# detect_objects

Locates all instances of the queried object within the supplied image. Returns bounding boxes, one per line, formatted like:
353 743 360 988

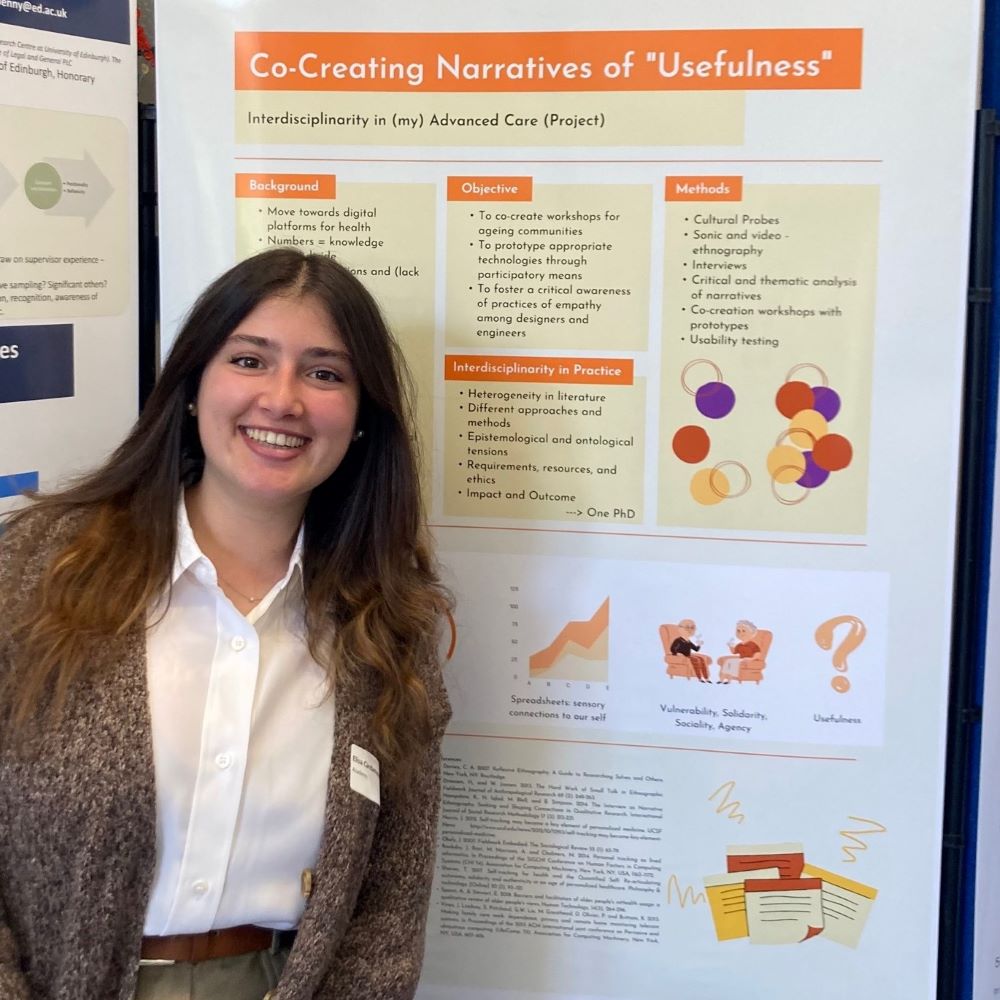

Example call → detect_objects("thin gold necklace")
217 573 263 603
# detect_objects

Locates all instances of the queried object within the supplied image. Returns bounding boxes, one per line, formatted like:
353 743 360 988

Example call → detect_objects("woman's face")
735 622 753 641
193 293 361 516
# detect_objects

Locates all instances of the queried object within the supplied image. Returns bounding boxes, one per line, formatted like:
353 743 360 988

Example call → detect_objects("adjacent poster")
0 0 136 511
156 3 980 997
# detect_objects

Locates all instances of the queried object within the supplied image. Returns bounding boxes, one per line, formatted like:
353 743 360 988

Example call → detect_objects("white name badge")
350 744 380 805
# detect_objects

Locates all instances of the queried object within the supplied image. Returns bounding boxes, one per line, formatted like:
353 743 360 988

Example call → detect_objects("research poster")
156 3 979 997
0 0 137 511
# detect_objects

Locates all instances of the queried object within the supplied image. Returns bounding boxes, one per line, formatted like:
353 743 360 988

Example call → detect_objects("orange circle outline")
768 455 807 485
785 362 828 387
770 475 810 505
681 358 724 397
787 423 820 448
774 428 806 449
710 460 751 499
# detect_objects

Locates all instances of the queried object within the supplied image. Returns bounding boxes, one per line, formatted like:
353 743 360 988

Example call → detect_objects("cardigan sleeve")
0 898 31 1000
0 518 39 1000
315 679 450 1000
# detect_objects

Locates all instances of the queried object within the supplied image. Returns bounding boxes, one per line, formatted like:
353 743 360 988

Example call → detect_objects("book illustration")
702 842 878 947
743 877 824 945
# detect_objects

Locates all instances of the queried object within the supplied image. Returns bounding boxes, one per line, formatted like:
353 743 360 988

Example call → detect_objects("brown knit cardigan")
0 510 450 1000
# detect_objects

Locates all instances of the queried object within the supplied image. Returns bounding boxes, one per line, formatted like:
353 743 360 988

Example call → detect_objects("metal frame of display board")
940 0 1000 995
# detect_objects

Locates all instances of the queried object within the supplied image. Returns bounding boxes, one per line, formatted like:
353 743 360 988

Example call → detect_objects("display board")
0 0 137 509
975 446 1000 999
156 3 980 997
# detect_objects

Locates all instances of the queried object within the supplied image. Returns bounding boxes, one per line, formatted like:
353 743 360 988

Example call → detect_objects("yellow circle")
788 408 828 449
691 468 729 506
767 445 806 484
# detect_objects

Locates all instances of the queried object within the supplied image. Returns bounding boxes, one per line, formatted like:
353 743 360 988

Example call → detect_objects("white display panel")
0 0 137 509
156 3 980 996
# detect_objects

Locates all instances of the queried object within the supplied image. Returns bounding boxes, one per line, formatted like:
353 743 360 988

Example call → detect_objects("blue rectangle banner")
0 471 39 498
0 0 129 45
0 324 74 403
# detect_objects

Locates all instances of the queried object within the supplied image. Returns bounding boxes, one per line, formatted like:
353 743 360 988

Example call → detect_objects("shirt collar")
172 498 204 585
172 498 305 589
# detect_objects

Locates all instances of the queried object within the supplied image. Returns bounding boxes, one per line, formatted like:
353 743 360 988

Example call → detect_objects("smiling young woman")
0 249 452 1000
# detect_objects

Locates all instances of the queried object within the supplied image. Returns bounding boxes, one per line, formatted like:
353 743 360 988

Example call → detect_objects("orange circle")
788 409 828 449
672 425 711 464
775 381 814 418
831 675 851 694
767 445 806 484
813 433 853 472
691 467 729 506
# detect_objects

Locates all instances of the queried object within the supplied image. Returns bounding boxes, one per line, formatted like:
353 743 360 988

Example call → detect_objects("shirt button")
192 879 209 896
231 636 247 652
215 752 233 770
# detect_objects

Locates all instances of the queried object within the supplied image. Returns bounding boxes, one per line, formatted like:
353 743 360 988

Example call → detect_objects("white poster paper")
155 3 980 996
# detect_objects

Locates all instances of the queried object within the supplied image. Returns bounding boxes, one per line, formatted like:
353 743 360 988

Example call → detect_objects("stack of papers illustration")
703 843 877 947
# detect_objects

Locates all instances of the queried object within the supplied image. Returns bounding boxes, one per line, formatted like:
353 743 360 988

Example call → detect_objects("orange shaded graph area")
529 598 610 676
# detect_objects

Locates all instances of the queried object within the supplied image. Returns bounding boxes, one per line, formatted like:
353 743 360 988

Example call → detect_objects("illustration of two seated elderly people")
660 619 771 684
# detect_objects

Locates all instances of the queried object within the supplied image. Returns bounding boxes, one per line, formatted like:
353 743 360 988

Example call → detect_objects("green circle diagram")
24 162 61 209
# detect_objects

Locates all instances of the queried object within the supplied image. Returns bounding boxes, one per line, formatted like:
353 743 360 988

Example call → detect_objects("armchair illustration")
718 628 773 684
659 623 713 680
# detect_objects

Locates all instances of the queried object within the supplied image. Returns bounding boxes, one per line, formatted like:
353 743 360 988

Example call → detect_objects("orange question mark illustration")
814 615 867 693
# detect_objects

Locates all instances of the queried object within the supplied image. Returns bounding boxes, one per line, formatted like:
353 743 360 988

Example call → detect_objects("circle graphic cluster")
673 360 748 505
768 363 853 505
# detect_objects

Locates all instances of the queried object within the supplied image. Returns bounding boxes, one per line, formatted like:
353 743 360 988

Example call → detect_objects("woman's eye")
230 355 262 369
310 368 343 383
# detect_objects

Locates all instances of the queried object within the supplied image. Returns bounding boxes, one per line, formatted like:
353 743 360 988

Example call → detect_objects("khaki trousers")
134 947 289 1000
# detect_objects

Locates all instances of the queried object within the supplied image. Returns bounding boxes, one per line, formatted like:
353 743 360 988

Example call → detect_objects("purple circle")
811 386 842 421
797 451 831 489
695 381 735 419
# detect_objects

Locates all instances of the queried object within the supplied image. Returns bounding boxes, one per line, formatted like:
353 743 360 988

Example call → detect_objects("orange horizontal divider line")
233 156 883 164
445 355 634 386
666 175 743 201
447 176 533 201
428 522 867 547
443 732 857 763
235 28 862 92
529 597 609 672
235 172 335 199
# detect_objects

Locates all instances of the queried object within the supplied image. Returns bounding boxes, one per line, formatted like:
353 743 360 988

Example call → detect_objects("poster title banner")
235 28 863 92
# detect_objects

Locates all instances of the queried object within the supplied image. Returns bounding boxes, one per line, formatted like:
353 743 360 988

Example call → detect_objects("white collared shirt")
143 502 334 934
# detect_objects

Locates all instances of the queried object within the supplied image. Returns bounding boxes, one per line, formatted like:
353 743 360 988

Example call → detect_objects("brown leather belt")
141 925 277 963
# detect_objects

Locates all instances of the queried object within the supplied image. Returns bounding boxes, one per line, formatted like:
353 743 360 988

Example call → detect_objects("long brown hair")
1 249 449 783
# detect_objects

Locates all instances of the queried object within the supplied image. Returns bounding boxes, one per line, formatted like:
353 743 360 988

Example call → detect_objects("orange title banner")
235 28 862 93
445 355 634 386
447 176 533 201
235 173 335 199
666 176 743 201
